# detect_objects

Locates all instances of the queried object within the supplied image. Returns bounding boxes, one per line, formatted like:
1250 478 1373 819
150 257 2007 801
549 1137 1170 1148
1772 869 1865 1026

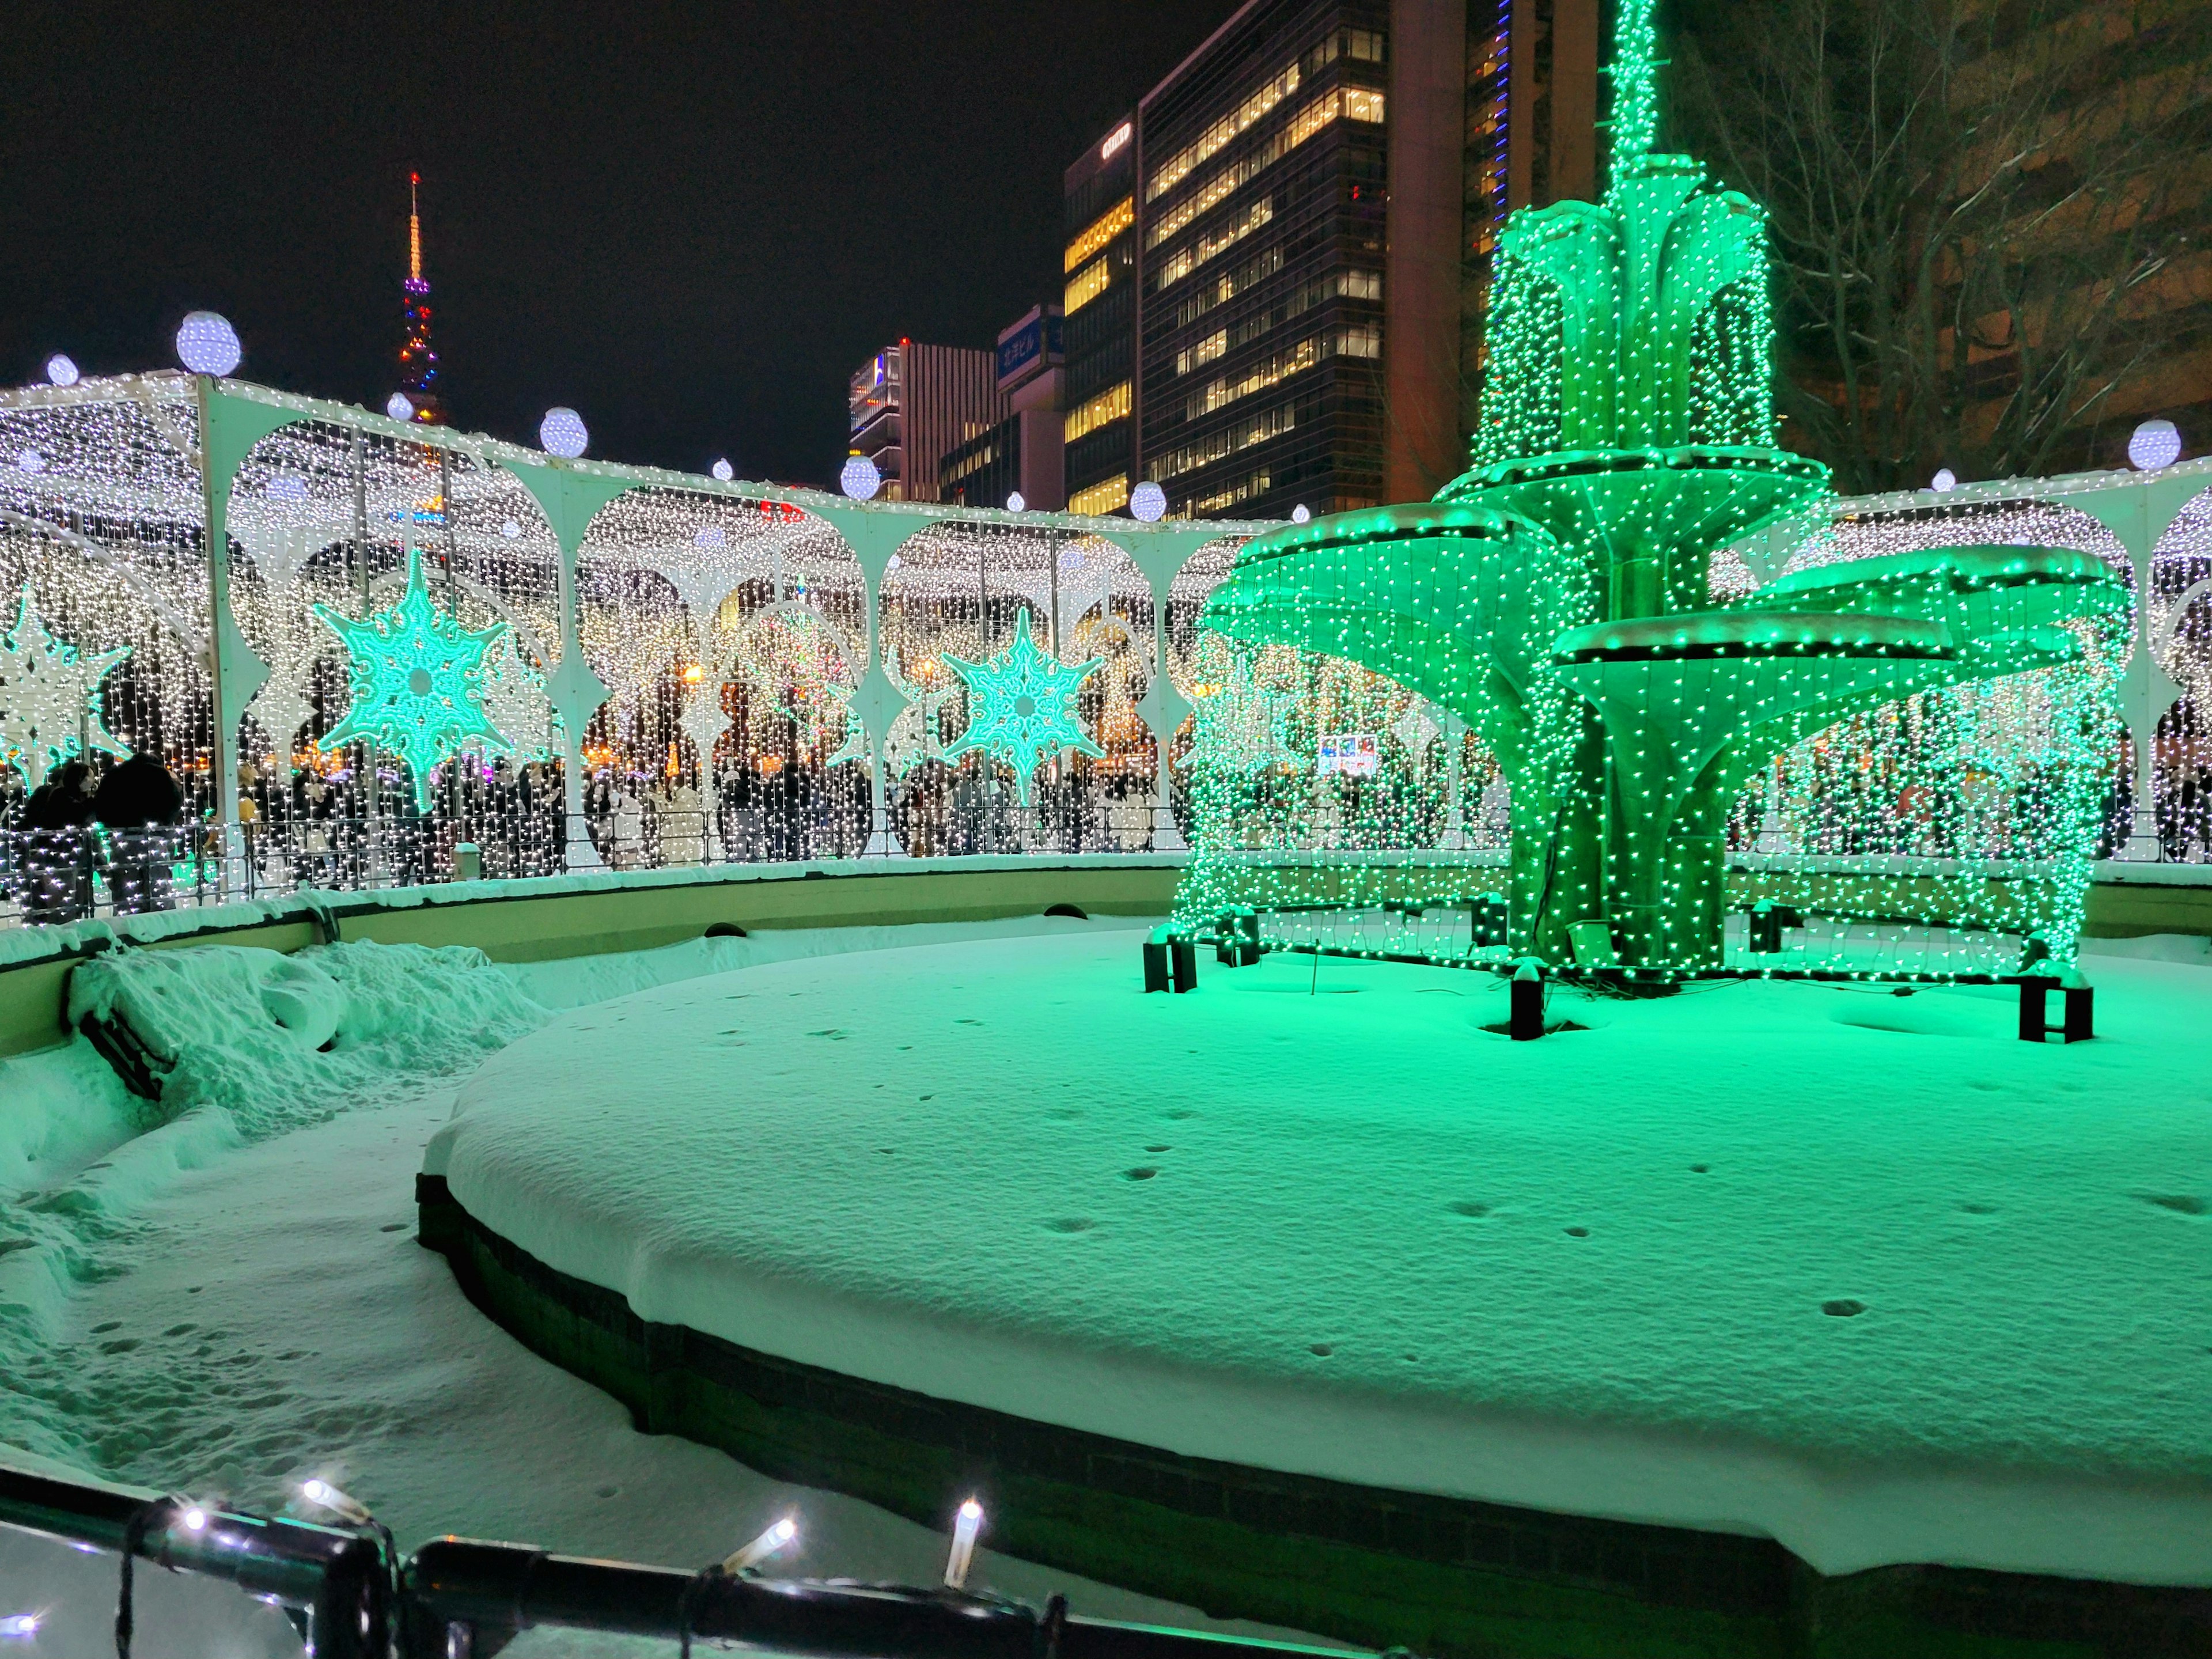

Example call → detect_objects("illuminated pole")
351 426 381 876
193 374 239 895
442 448 460 832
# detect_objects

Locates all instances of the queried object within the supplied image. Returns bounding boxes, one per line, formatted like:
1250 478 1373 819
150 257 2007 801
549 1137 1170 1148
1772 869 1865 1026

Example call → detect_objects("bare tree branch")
1673 0 2212 493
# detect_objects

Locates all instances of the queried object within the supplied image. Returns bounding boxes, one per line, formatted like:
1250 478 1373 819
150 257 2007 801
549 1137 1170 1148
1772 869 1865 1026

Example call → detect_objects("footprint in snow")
2137 1193 2206 1217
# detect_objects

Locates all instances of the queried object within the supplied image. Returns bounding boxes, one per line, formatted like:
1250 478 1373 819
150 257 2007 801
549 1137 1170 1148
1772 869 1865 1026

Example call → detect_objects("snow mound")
431 931 2212 1588
68 941 549 1137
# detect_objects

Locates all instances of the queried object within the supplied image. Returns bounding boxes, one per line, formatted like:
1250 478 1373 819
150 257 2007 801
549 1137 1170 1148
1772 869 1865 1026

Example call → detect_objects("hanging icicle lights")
0 346 2191 932
0 370 1281 906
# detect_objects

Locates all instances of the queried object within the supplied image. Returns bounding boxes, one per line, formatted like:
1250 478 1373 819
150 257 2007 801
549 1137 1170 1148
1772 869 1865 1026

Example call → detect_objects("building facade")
847 342 1006 503
1059 0 1599 520
943 305 1070 511
1062 120 1142 516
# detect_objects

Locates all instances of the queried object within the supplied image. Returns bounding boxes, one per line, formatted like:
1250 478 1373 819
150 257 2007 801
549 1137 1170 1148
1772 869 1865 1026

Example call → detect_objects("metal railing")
0 1461 1368 1659
0 793 1185 930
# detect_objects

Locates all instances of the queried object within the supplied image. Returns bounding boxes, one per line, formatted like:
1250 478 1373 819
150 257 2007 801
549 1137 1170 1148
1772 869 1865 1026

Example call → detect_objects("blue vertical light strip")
1487 0 1513 227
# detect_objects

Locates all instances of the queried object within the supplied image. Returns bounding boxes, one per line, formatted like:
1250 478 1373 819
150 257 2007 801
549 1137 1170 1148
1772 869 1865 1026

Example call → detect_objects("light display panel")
0 371 1275 912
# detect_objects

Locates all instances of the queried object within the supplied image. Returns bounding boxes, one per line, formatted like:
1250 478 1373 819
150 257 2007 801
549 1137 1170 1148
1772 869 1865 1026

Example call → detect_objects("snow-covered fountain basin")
421 924 2212 1658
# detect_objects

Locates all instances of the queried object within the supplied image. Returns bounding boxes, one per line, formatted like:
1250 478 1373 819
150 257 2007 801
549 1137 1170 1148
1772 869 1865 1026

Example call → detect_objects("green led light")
940 607 1104 806
314 548 512 810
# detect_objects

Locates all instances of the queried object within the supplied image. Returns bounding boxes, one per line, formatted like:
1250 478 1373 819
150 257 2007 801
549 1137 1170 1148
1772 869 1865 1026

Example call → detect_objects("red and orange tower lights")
394 172 446 425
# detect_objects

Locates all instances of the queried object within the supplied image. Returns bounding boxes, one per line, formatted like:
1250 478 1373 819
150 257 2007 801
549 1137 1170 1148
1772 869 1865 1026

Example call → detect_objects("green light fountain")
1191 0 2126 971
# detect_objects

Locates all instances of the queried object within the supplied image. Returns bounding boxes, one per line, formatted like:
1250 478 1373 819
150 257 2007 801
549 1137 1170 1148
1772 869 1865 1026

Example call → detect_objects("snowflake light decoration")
314 550 510 809
471 630 560 763
0 582 132 787
940 607 1103 804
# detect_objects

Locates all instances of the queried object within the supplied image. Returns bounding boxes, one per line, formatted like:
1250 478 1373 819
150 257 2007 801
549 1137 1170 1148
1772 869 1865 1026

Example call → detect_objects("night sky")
5 2 1238 487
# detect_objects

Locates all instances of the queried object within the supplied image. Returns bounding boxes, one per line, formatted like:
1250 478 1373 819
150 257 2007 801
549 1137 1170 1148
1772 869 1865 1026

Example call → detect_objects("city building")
1059 0 1599 520
941 305 1069 510
397 172 445 425
846 342 1005 502
1062 119 1141 516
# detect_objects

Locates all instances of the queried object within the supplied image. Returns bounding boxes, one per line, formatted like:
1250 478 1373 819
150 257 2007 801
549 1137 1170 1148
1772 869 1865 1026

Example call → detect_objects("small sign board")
1317 733 1380 777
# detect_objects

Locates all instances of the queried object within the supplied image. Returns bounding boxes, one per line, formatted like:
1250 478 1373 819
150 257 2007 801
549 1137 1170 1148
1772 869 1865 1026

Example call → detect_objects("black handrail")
2 1460 1377 1659
0 1464 388 1657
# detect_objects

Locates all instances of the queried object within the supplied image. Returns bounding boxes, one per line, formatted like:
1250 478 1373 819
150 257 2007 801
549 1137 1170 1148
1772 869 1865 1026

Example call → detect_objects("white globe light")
539 407 589 458
44 354 79 388
1291 503 1312 524
386 392 414 421
501 519 523 539
1130 480 1168 522
2129 418 2182 471
1930 468 1957 493
176 311 241 376
711 457 734 482
1006 491 1026 513
840 454 881 501
16 449 46 474
694 526 726 548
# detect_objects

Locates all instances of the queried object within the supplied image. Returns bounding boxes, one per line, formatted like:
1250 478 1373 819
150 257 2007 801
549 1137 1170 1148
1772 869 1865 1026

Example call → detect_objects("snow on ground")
2 916 1319 1657
431 929 2212 1589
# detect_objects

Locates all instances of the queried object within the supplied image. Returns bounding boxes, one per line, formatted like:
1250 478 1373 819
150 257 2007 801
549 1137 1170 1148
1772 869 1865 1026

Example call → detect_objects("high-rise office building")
1060 0 1598 520
942 305 1069 510
847 342 1006 502
1062 119 1141 516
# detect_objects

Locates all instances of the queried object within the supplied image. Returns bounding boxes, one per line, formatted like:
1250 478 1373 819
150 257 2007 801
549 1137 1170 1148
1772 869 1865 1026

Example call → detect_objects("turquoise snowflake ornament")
0 582 132 787
314 550 510 809
941 608 1104 804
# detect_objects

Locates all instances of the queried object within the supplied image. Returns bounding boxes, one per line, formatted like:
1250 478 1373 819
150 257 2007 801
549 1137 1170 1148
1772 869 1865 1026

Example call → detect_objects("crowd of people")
1 754 187 923
0 747 1179 926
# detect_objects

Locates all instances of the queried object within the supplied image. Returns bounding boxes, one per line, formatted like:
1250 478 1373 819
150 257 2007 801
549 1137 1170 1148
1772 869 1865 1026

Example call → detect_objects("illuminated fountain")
1185 0 2126 972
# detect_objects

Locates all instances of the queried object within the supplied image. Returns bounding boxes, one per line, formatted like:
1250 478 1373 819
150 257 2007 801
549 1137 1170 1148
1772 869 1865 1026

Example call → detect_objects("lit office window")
1065 381 1132 442
1337 324 1382 358
1187 337 1325 421
1148 89 1349 252
1176 247 1286 329
1146 63 1301 201
1343 88 1386 124
1188 469 1272 516
1069 474 1131 516
1152 403 1297 482
1153 199 1274 292
1065 256 1111 315
1176 332 1228 377
1065 198 1135 272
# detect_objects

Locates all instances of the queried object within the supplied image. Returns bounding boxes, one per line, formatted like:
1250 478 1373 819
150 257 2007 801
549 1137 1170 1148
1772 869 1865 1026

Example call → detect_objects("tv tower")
395 172 446 425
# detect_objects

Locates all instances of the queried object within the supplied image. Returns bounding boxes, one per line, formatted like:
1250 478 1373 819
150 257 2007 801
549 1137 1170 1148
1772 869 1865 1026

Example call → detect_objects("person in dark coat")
93 753 185 914
21 760 94 924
